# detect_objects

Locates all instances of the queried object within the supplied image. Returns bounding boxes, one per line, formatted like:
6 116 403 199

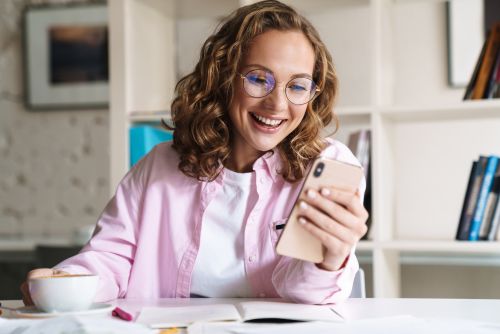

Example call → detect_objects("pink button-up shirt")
56 138 365 305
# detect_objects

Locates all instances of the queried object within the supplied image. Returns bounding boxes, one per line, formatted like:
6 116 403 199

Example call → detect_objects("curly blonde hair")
168 0 338 182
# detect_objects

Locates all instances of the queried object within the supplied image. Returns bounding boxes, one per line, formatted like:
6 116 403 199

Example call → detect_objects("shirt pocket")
268 218 287 245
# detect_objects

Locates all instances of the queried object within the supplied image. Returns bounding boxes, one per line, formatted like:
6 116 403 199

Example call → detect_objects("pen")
159 329 179 334
112 306 133 321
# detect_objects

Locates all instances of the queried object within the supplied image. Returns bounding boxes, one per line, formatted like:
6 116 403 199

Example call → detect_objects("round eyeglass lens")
243 70 275 98
286 77 316 105
242 69 317 104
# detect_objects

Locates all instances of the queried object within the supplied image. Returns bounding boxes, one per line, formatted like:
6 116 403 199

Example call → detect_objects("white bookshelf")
109 0 500 298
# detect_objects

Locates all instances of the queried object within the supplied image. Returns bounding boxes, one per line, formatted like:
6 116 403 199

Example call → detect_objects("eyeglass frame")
237 69 321 105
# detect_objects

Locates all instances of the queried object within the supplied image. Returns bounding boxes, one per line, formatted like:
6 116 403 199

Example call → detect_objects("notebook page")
136 304 241 328
237 301 344 322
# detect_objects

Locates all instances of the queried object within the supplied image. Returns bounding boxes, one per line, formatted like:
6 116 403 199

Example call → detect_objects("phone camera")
313 162 324 177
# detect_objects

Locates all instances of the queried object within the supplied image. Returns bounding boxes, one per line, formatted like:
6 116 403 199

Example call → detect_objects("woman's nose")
263 83 288 111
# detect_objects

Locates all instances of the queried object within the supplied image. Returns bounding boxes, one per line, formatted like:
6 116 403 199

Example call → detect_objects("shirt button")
259 176 265 184
249 255 256 262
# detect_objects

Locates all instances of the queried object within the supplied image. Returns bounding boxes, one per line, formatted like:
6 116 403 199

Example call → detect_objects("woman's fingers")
296 186 369 271
298 187 368 245
320 188 369 221
20 268 69 306
303 189 358 228
20 281 32 306
297 200 355 244
27 268 59 279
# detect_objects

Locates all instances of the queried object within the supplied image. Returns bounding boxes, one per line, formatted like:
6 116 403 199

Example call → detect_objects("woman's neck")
224 155 256 173
225 145 263 173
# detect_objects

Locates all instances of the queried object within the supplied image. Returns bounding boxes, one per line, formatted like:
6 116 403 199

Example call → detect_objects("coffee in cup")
28 274 99 313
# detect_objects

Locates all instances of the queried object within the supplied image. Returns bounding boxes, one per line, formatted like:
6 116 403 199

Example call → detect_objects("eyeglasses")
238 69 320 105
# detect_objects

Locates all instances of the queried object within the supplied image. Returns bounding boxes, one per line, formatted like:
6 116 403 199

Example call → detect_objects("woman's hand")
298 187 369 271
20 268 70 305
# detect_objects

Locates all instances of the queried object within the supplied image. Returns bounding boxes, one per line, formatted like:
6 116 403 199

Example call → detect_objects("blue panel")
129 125 173 167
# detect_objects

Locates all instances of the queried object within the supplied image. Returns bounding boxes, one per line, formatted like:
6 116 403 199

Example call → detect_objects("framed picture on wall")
23 3 108 110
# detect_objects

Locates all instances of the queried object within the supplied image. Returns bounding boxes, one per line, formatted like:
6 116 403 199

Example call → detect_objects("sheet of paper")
0 315 153 334
136 304 241 328
237 301 344 322
187 316 500 334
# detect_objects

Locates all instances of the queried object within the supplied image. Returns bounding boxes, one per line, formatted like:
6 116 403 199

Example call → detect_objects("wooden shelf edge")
357 240 500 253
378 100 500 121
129 112 172 123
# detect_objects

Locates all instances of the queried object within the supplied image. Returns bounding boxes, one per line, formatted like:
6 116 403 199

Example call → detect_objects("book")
464 31 490 100
347 129 372 240
456 160 481 240
479 172 500 239
485 44 500 98
469 156 500 240
494 61 500 98
471 23 500 99
456 157 487 240
486 175 500 240
135 301 344 328
491 194 500 241
347 129 371 179
362 164 372 241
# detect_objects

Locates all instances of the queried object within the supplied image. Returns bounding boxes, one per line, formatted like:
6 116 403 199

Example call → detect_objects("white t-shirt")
190 168 255 297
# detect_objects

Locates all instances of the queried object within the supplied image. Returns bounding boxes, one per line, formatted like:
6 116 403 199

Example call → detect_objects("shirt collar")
215 149 284 183
253 149 283 183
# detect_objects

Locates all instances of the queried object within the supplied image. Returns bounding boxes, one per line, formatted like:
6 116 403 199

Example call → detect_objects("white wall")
0 0 109 239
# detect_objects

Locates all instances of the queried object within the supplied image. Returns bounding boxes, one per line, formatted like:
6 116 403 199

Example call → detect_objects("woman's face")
228 29 316 171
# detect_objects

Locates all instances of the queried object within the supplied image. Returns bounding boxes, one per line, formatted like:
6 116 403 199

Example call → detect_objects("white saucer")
12 303 114 318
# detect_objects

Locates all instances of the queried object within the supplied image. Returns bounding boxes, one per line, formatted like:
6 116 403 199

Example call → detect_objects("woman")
21 0 368 305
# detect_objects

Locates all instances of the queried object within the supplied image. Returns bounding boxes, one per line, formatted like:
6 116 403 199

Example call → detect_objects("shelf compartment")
376 105 500 241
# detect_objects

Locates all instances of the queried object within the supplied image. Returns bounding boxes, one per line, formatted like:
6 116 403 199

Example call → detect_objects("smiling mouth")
250 112 286 128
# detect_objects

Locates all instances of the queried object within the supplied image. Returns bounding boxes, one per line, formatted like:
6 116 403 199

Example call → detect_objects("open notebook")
135 301 344 328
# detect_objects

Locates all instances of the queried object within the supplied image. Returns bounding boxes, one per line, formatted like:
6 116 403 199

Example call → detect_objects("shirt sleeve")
53 149 150 302
271 249 359 304
271 139 365 304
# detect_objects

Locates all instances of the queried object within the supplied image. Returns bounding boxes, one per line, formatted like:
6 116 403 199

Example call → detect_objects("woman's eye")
248 76 268 85
289 84 307 91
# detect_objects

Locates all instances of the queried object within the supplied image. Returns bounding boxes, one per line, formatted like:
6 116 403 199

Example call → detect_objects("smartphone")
276 157 364 263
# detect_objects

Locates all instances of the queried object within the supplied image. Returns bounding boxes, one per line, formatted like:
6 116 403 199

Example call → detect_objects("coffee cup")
28 274 99 313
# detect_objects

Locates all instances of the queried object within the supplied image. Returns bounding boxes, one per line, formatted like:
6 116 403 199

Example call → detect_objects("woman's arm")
272 246 359 304
272 141 368 304
43 150 150 302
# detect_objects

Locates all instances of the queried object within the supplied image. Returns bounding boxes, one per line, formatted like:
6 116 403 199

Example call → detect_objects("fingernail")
299 201 308 210
321 188 330 196
307 189 317 199
299 217 307 225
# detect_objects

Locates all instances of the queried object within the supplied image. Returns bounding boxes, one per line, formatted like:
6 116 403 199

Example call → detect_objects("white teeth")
253 113 283 127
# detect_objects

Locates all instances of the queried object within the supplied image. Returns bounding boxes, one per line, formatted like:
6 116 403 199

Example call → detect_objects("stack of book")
347 129 371 240
456 155 500 241
463 22 500 100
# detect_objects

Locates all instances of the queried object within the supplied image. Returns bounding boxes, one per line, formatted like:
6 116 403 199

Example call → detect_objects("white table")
5 297 500 321
115 298 500 323
2 298 500 332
